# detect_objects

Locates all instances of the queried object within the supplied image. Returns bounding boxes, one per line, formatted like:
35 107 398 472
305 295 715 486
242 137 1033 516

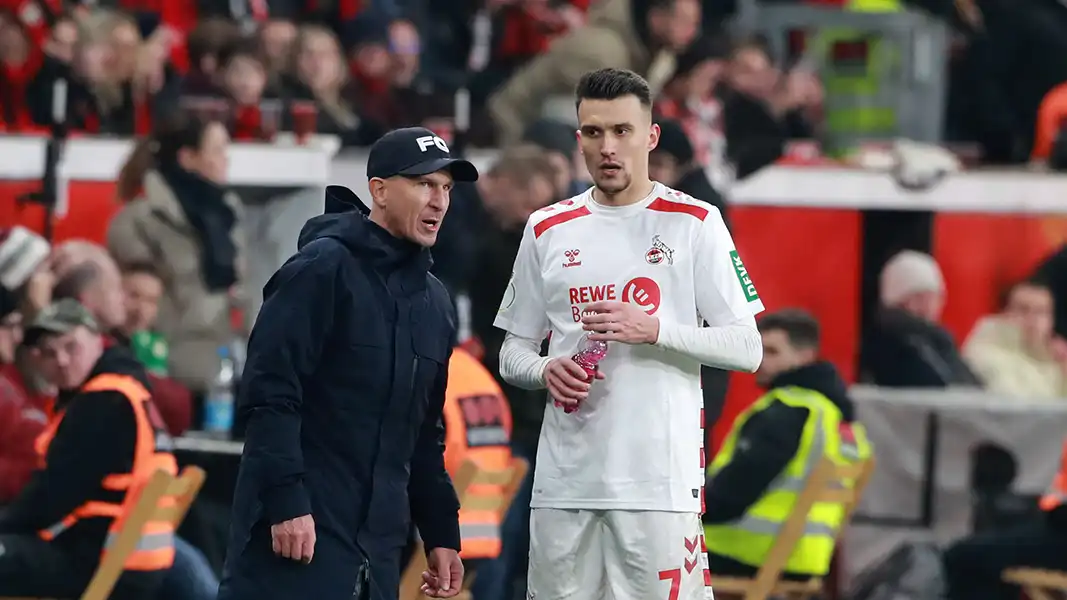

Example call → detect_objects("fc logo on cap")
416 135 450 153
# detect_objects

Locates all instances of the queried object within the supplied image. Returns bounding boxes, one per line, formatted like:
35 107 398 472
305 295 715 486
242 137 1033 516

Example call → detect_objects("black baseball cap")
366 127 479 182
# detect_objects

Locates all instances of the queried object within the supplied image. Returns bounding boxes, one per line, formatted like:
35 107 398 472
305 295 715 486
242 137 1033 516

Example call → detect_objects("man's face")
179 121 230 185
489 173 556 228
649 152 680 186
0 311 22 364
728 47 776 98
224 55 267 106
31 326 103 390
47 20 78 63
260 20 297 69
545 151 574 197
648 0 701 52
578 96 659 196
755 329 815 388
374 170 453 247
899 290 944 324
81 262 127 330
123 272 163 333
1006 284 1054 349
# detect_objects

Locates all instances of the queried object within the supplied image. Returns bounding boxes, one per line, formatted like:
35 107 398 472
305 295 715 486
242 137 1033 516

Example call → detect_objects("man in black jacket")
0 298 173 599
217 127 479 600
704 309 859 578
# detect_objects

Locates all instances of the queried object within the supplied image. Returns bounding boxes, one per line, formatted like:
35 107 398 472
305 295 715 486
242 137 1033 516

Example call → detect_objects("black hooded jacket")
704 361 855 524
218 187 460 600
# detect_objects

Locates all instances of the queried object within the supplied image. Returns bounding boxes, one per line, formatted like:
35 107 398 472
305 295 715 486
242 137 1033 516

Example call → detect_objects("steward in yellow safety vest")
704 310 872 579
0 299 177 600
441 347 513 560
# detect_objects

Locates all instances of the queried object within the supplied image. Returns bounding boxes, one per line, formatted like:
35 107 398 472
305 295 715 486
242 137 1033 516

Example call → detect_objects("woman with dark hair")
108 114 247 410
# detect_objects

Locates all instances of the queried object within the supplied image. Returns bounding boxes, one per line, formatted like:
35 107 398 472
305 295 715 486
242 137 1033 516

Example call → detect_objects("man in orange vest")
0 299 178 600
942 438 1067 600
441 347 514 559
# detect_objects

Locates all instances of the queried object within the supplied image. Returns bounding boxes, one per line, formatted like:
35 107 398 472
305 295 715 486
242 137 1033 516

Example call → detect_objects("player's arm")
653 207 764 372
495 222 551 389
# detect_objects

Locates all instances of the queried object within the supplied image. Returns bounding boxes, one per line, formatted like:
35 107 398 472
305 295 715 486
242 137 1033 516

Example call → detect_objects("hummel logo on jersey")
563 249 582 268
645 235 674 265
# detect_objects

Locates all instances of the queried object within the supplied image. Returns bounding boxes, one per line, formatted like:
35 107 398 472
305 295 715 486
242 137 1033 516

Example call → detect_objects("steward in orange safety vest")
442 347 513 560
0 299 177 600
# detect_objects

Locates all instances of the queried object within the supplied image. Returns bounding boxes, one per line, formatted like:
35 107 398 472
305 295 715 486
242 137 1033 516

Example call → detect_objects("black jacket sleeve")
703 401 809 524
0 391 136 533
238 241 341 525
408 346 462 552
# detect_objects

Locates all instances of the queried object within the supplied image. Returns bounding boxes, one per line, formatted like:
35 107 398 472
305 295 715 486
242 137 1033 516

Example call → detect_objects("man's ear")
368 179 389 209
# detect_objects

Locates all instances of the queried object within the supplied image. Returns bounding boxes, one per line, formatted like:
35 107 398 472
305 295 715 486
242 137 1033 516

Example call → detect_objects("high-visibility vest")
1039 439 1067 512
34 374 179 571
442 348 513 559
704 386 873 576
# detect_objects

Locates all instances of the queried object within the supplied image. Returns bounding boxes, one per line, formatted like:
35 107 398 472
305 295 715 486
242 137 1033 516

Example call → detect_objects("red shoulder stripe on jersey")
533 206 592 238
647 197 709 221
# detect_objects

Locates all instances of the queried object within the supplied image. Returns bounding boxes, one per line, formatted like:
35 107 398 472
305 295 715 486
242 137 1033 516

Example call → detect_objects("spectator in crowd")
522 117 585 197
488 0 701 145
0 308 46 506
963 279 1067 398
655 34 730 179
704 309 872 580
108 115 248 413
0 8 35 130
860 250 981 387
721 35 822 179
1030 80 1067 168
119 261 168 376
942 436 1067 600
650 117 727 217
285 23 384 145
0 299 176 599
218 39 273 140
258 18 297 88
181 17 241 96
1031 243 1067 339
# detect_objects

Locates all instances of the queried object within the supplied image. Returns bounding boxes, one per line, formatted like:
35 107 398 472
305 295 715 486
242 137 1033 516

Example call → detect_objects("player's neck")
592 178 656 207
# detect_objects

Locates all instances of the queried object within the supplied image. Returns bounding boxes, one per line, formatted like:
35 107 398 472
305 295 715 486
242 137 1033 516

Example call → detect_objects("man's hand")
421 547 463 598
581 301 660 344
270 514 315 563
544 356 605 410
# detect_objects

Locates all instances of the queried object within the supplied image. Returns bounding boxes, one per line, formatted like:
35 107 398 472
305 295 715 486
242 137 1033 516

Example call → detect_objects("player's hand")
581 301 660 344
270 514 316 564
544 356 604 409
421 547 463 597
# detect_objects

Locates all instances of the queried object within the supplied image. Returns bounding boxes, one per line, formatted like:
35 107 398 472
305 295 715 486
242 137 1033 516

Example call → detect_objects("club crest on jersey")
645 235 674 265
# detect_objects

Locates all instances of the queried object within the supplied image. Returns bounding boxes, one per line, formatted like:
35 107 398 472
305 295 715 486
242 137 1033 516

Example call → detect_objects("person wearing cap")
218 127 478 600
860 250 981 387
0 299 178 599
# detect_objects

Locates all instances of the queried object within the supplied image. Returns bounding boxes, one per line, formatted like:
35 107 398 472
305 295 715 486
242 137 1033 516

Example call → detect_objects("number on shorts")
659 568 681 600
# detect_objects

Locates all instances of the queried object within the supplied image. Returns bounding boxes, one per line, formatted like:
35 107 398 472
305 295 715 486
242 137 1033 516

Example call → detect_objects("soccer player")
494 68 765 600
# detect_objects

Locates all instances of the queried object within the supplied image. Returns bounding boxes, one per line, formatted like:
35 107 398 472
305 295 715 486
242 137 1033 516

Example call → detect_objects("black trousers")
0 533 164 599
943 521 1067 600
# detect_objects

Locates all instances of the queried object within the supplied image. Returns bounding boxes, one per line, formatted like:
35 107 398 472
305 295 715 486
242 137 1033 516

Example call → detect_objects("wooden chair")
400 456 530 600
1002 568 1067 600
712 455 876 600
3 465 207 600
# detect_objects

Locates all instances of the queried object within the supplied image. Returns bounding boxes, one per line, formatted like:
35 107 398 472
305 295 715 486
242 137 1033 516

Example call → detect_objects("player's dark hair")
574 68 653 110
759 308 820 350
120 261 161 280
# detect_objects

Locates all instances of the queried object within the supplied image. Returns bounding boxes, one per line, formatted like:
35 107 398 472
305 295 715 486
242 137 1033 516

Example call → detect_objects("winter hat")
880 250 945 307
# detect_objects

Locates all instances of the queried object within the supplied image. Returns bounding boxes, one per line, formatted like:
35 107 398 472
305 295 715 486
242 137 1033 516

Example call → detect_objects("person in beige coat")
487 0 700 145
108 115 247 397
963 279 1067 399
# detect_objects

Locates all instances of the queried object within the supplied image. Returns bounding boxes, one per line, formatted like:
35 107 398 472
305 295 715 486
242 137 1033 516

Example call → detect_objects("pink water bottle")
555 334 609 413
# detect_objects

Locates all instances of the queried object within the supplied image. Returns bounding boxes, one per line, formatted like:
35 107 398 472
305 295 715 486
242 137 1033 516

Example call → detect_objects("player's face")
376 170 453 247
755 329 815 388
577 96 660 196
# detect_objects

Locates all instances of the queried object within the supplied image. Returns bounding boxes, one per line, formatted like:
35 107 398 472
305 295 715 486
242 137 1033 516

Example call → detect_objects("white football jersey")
494 182 764 512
